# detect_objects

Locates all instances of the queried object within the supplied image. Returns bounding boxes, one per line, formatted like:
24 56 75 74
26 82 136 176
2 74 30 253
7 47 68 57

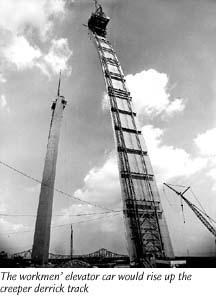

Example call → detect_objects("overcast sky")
1 0 216 257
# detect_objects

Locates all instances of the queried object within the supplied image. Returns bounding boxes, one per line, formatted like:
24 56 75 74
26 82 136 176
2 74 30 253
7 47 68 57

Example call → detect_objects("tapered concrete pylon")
32 78 66 265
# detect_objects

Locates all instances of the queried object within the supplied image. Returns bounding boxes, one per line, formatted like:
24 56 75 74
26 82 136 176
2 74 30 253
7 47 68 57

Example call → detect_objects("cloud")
194 127 216 190
0 0 72 77
126 69 185 117
56 204 96 225
3 36 42 70
166 98 185 115
1 95 7 108
2 36 72 77
38 38 72 76
53 202 123 235
0 94 10 113
0 0 66 39
207 168 216 191
142 125 207 182
0 218 24 233
74 154 121 208
0 217 26 253
194 127 216 157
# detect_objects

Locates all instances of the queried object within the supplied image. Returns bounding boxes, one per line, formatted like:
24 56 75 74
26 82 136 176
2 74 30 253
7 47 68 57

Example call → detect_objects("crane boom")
164 183 216 238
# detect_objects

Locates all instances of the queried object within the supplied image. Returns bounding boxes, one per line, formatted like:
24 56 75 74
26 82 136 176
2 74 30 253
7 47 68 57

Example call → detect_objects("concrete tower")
32 75 67 265
88 2 173 267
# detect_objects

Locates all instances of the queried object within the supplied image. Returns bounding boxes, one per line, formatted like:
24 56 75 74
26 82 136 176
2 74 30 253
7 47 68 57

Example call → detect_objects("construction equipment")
87 1 173 267
164 183 216 238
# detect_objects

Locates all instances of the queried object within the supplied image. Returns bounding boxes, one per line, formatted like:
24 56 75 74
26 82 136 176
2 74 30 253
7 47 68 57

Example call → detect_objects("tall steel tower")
88 2 173 267
32 75 67 265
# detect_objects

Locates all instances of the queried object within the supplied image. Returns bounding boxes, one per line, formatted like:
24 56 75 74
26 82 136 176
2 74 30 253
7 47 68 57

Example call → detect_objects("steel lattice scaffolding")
88 3 173 267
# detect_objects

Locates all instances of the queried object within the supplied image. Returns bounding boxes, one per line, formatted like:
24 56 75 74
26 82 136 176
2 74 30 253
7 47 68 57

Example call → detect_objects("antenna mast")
57 71 62 97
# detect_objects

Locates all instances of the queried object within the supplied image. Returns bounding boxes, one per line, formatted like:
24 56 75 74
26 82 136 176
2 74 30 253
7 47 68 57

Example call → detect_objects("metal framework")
12 248 127 260
87 4 173 267
164 183 216 238
80 248 127 258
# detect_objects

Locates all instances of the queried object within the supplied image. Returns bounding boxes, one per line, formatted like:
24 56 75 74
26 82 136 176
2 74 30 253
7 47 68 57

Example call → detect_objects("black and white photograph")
0 0 216 270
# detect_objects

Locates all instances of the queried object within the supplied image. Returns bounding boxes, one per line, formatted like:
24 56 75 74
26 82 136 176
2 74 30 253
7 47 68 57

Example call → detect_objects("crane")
163 183 216 238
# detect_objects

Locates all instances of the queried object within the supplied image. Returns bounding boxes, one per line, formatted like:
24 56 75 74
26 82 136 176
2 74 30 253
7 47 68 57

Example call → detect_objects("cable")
52 212 121 228
166 183 186 188
190 188 205 213
0 160 115 212
0 212 121 236
189 188 216 225
0 210 121 218
0 160 41 184
193 204 216 225
162 186 174 209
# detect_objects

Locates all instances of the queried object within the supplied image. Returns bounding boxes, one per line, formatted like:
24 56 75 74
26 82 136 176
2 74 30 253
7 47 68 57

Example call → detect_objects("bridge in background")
10 248 129 267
